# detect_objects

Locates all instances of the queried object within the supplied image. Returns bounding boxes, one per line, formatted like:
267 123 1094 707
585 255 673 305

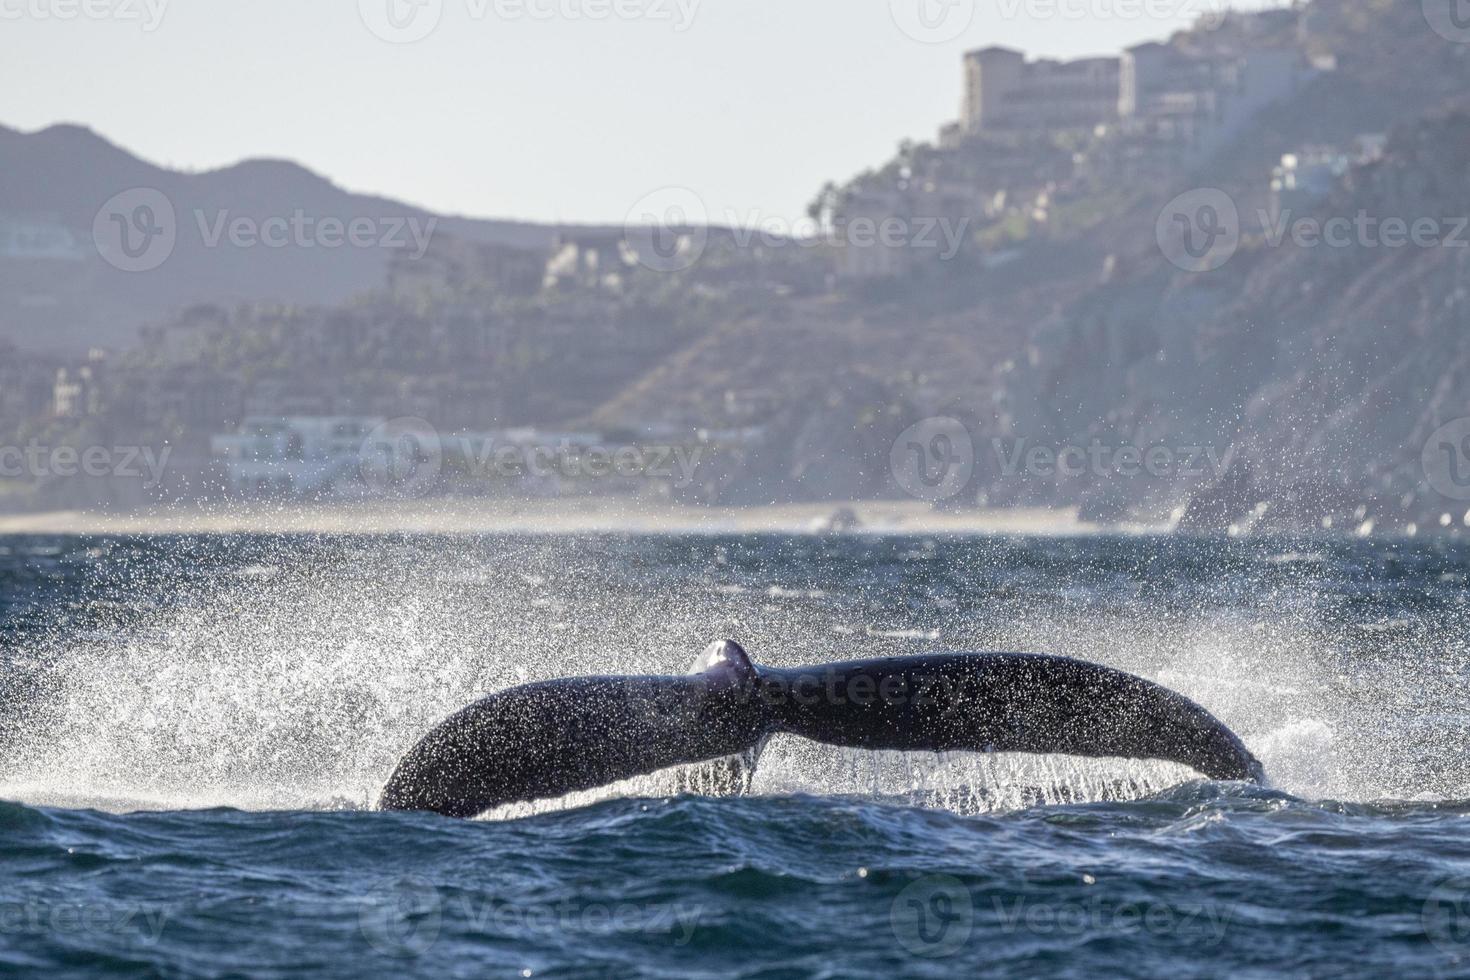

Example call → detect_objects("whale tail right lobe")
761 653 1263 783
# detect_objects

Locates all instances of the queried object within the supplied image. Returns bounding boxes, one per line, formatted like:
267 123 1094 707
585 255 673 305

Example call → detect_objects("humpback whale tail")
378 641 1262 818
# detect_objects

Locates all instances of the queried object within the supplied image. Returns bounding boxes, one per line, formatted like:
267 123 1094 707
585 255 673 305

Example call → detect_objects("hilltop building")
950 7 1313 166
961 47 1121 136
835 8 1317 282
1103 39 1311 174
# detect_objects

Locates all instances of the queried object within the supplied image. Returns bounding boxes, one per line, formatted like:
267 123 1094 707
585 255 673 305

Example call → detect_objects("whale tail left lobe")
377 665 766 817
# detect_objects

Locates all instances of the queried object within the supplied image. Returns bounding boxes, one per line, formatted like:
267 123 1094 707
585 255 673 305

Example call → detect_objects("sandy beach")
0 498 1156 536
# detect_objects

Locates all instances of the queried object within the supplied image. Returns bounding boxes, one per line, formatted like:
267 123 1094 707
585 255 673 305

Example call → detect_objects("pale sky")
4 0 1278 225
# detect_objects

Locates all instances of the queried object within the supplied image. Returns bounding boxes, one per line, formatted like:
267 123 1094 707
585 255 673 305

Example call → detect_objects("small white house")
211 416 382 496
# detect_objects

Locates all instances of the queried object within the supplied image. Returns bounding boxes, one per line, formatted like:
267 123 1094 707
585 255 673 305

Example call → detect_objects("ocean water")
1 531 1469 977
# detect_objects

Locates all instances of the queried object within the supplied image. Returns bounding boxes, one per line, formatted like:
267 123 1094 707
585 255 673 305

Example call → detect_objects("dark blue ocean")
2 531 1470 977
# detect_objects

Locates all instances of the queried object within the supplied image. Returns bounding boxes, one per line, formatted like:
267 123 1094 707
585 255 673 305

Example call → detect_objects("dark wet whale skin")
378 641 1263 818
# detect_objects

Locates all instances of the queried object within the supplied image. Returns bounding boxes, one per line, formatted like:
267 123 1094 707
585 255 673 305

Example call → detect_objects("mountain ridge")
0 122 593 353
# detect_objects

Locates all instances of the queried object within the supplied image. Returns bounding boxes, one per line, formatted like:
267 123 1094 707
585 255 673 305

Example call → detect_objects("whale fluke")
379 642 1262 818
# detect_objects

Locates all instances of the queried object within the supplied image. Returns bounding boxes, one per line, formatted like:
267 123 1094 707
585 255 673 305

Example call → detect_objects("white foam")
0 537 1448 813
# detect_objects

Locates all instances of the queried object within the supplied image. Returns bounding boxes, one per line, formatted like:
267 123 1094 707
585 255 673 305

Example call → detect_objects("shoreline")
0 499 1153 536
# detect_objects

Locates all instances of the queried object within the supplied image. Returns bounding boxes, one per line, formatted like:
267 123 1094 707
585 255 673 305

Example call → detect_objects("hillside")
7 0 1470 525
0 124 584 353
577 0 1470 524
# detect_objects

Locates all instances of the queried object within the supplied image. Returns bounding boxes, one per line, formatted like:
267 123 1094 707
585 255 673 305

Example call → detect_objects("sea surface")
2 531 1470 977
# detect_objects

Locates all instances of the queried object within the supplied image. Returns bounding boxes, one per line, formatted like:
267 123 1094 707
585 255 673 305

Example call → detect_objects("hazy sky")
4 0 1278 225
